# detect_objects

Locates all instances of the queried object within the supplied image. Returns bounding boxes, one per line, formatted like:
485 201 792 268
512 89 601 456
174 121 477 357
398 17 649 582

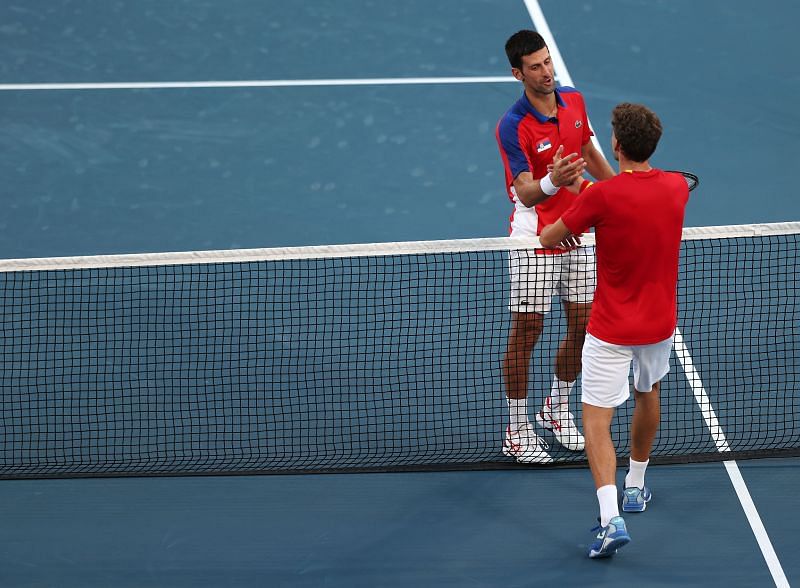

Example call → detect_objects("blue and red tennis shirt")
496 87 594 239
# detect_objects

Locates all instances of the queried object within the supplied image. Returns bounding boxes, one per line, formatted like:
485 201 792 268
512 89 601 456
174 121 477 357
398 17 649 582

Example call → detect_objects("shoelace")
590 517 603 534
513 426 551 452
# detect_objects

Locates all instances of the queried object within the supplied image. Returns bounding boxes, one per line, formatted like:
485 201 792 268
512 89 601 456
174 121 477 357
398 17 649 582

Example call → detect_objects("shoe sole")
588 535 631 559
622 501 647 513
535 413 585 452
501 442 553 464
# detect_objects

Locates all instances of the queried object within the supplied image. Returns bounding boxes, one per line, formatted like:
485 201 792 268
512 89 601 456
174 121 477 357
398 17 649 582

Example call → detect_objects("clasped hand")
550 145 586 189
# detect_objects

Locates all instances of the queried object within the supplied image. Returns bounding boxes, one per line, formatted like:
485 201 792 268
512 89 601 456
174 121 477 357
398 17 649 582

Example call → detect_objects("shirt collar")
517 89 565 123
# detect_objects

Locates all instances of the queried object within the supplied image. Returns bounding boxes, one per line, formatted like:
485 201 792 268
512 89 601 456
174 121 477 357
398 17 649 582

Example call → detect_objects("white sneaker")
502 423 553 464
536 398 585 451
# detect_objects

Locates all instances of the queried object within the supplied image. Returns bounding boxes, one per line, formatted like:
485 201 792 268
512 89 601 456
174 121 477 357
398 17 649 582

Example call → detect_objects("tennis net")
0 222 798 478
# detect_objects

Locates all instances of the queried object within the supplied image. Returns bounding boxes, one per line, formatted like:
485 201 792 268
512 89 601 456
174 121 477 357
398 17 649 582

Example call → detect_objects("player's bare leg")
583 403 622 524
555 300 591 383
622 383 660 512
584 402 630 557
501 312 552 463
583 403 617 489
537 301 590 450
630 383 660 462
503 311 544 401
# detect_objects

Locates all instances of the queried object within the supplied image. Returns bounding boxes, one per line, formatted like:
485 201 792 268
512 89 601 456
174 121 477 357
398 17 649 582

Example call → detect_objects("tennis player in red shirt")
540 103 689 558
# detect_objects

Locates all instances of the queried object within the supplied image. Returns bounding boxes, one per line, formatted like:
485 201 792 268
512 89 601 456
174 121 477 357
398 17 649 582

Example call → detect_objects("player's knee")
634 383 660 398
507 329 538 352
512 313 543 335
566 328 587 346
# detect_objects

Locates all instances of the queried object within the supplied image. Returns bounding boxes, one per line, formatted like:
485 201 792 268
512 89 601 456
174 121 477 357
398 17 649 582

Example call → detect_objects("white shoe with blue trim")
622 486 653 512
588 516 631 559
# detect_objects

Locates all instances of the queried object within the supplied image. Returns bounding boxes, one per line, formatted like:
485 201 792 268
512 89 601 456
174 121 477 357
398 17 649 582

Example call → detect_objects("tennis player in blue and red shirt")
496 30 614 464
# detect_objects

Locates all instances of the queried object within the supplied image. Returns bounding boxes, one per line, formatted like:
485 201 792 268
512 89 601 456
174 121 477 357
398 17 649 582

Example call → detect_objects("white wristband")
540 173 558 196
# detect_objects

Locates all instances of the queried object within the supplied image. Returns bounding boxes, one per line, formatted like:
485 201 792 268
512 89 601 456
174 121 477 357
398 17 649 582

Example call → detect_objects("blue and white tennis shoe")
622 486 652 513
588 516 631 559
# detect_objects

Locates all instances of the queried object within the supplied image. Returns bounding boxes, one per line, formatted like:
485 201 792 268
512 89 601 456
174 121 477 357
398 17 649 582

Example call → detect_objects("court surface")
0 1 797 586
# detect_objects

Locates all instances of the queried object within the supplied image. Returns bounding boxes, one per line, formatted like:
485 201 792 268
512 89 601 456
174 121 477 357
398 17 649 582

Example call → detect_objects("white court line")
675 331 789 588
675 331 788 587
0 76 516 92
672 330 730 452
725 462 791 587
524 1 788 585
523 0 603 153
522 0 574 86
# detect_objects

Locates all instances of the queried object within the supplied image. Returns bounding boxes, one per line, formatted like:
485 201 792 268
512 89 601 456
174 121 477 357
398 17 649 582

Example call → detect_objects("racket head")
666 170 699 192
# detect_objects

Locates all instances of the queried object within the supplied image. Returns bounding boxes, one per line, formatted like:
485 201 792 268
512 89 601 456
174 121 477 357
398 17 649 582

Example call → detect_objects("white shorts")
581 332 674 408
508 247 596 314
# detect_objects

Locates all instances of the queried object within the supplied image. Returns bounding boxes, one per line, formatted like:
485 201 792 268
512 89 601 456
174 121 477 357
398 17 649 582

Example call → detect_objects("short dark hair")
611 103 663 162
505 30 547 69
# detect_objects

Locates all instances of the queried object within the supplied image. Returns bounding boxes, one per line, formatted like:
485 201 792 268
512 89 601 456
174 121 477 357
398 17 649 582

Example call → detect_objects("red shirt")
496 88 594 239
561 170 689 345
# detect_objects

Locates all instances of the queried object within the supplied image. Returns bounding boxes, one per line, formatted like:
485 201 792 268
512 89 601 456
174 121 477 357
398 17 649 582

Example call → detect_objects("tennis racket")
666 170 699 192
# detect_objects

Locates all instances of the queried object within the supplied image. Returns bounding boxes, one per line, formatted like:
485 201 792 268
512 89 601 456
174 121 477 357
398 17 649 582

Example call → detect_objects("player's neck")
525 90 557 118
618 157 652 173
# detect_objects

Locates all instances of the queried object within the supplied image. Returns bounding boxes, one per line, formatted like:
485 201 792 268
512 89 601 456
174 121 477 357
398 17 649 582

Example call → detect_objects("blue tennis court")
0 1 797 586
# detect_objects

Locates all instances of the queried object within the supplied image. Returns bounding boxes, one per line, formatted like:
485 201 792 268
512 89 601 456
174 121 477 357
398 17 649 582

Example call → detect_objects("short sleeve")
578 96 594 145
562 184 604 235
496 115 531 179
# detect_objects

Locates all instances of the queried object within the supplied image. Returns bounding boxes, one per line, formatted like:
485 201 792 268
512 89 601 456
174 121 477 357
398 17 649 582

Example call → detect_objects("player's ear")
511 68 524 82
611 134 620 158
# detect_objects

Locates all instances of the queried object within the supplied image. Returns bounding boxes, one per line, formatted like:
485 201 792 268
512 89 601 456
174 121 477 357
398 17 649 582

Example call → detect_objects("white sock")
625 458 649 490
548 377 574 411
507 398 529 432
597 485 619 527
